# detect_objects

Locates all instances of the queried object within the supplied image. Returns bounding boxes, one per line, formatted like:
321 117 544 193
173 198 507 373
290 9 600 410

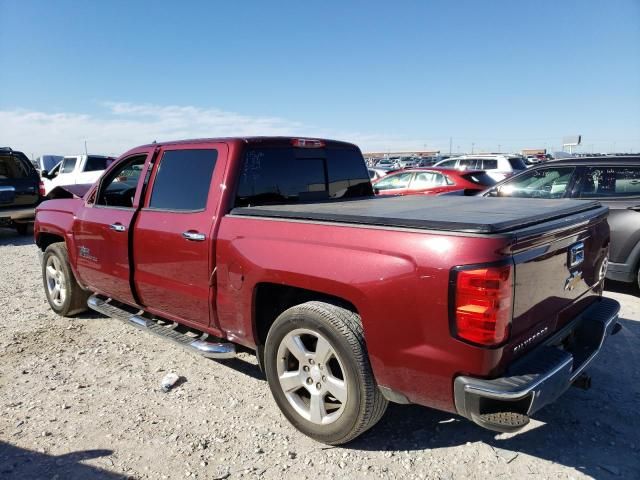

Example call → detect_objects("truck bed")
231 196 602 234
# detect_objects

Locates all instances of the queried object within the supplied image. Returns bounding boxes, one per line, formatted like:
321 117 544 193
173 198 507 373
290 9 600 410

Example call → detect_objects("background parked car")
372 167 496 196
42 154 114 195
374 158 401 171
368 168 387 181
0 147 42 234
434 154 528 181
483 156 640 288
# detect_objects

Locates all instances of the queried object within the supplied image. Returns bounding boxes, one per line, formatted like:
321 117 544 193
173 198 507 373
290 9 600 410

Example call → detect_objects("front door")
73 152 151 305
132 143 227 328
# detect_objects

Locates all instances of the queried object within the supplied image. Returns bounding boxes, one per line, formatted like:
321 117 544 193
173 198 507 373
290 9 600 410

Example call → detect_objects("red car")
34 137 618 444
373 167 496 195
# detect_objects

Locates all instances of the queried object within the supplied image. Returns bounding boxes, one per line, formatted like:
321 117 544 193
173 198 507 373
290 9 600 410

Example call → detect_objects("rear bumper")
0 206 36 222
454 297 620 432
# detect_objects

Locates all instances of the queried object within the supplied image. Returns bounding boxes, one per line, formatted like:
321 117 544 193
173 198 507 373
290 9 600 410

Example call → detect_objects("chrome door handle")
110 223 126 232
182 231 206 241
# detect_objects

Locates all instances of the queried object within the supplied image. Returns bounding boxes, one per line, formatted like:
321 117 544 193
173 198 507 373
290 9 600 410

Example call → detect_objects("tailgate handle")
109 223 126 232
182 231 206 241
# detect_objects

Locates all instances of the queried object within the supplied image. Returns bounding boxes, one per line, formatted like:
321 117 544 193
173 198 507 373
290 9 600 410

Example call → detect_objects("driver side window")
95 155 146 208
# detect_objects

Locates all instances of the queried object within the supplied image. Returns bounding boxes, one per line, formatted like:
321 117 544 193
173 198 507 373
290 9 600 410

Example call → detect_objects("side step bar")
88 295 236 359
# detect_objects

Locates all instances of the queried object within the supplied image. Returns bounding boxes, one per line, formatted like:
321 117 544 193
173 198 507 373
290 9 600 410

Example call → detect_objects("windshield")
235 146 372 207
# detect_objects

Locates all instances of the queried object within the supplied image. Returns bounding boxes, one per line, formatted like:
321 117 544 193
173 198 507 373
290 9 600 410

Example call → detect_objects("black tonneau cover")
231 196 603 234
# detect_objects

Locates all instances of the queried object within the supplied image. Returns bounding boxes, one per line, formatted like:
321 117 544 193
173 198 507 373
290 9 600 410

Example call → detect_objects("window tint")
438 159 457 168
481 159 498 169
374 172 413 190
97 155 146 208
235 147 372 206
411 171 446 188
85 156 109 172
0 154 30 179
458 159 480 169
508 157 528 170
496 167 575 199
61 157 77 174
578 166 640 198
149 149 217 211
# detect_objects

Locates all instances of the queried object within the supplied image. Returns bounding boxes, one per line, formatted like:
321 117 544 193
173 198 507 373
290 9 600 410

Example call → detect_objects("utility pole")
84 140 88 155
471 142 475 154
498 144 501 153
449 137 452 155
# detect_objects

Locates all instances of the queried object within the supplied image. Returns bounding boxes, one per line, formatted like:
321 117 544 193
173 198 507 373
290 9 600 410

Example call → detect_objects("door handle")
110 223 126 232
182 231 206 241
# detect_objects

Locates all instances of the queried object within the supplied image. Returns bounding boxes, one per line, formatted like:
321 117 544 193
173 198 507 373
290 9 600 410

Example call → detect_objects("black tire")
15 223 29 235
42 242 89 316
264 301 387 444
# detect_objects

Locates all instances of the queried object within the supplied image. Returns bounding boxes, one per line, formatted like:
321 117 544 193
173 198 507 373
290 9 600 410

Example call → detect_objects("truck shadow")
0 227 34 247
0 442 125 479
348 316 640 478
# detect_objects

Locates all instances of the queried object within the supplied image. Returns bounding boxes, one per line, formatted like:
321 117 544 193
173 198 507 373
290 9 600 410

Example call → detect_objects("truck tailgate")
506 204 610 359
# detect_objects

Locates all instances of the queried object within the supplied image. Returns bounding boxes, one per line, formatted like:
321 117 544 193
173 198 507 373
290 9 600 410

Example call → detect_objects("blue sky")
1 0 639 156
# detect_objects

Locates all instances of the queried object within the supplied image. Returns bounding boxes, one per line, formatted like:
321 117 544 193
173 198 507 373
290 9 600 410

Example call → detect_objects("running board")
87 295 236 359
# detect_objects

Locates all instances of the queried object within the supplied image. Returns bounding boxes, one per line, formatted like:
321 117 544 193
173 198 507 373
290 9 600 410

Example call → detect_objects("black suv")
483 156 640 288
0 147 41 235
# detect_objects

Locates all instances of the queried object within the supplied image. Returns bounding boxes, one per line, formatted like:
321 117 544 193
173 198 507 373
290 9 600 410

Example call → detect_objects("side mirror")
373 187 380 195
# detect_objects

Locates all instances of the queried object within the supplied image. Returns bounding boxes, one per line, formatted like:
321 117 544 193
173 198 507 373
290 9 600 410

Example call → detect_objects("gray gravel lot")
0 228 639 479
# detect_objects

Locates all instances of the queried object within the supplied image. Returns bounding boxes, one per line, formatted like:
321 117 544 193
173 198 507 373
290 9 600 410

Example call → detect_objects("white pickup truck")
42 154 114 195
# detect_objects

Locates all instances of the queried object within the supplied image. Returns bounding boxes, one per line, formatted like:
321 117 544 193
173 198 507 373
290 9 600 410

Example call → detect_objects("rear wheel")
264 301 387 444
42 243 89 316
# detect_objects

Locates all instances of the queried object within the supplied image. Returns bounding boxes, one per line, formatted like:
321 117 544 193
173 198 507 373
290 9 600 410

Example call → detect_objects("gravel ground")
1 228 639 480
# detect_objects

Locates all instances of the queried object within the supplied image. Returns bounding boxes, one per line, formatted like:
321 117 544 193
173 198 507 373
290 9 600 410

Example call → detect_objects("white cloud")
1 102 426 158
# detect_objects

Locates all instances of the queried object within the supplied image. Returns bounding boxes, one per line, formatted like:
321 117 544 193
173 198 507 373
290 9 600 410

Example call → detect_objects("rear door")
574 165 640 266
0 152 39 209
132 143 227 328
73 151 152 304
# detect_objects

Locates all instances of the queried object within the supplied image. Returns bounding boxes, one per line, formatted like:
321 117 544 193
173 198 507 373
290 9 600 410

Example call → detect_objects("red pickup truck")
35 137 619 444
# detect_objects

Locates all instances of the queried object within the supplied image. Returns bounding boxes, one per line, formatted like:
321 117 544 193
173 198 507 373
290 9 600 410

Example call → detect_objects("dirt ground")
1 228 639 479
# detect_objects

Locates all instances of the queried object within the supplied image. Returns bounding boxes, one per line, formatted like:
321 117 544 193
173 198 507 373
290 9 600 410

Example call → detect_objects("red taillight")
451 264 513 347
39 181 46 197
291 138 325 148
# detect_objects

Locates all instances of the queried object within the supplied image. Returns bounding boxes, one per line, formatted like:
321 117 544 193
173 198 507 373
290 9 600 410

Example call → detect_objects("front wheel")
42 243 89 316
264 301 387 444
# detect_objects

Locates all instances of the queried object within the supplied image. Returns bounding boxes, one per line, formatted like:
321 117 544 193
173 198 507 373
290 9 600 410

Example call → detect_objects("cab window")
96 155 146 208
493 167 575 199
578 166 640 198
148 149 218 211
60 157 77 174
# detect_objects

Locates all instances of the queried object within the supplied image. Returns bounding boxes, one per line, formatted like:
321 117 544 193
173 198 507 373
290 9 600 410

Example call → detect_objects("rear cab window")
462 172 496 187
578 166 640 198
235 144 372 206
